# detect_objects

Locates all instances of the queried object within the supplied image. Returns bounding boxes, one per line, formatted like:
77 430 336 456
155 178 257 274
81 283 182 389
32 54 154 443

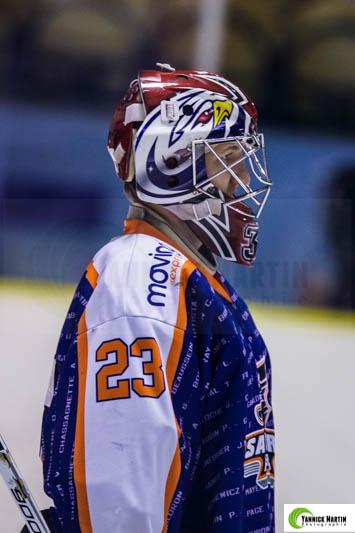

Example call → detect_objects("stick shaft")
0 433 51 533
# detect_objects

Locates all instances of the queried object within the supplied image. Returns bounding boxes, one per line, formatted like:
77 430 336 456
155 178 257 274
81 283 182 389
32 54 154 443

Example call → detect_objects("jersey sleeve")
74 241 198 532
73 313 182 533
41 234 199 532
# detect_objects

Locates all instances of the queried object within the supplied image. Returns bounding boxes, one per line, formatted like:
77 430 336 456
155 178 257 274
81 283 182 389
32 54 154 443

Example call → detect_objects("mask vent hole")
168 176 179 187
165 157 178 169
183 105 194 116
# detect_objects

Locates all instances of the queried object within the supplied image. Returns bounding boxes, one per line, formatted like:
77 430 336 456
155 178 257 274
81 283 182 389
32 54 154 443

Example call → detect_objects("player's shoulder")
86 232 197 328
85 232 240 329
92 231 193 287
92 232 138 276
219 274 264 342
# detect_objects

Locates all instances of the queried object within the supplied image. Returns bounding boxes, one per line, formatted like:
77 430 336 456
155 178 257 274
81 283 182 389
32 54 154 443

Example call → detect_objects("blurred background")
1 0 355 307
0 0 354 531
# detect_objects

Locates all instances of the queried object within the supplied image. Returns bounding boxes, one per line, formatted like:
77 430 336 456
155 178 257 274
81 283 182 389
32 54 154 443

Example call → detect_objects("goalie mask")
108 66 272 266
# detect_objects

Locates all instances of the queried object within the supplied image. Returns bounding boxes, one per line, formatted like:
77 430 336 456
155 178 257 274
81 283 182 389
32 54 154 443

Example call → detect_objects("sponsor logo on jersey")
147 243 183 307
169 251 183 285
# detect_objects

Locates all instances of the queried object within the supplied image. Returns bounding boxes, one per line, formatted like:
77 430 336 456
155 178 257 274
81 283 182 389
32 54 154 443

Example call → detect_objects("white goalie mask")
108 68 272 265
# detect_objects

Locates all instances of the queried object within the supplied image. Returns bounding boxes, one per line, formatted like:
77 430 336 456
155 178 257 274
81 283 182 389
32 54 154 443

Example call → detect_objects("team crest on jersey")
244 428 275 489
244 356 274 489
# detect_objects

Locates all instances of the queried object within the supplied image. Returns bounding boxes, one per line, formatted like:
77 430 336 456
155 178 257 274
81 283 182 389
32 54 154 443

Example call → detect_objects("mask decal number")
242 224 258 263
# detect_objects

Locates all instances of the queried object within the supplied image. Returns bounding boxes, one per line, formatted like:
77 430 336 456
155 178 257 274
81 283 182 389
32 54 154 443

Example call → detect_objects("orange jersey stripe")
85 261 99 289
124 219 232 303
165 259 195 390
162 259 195 532
162 437 182 533
74 312 93 533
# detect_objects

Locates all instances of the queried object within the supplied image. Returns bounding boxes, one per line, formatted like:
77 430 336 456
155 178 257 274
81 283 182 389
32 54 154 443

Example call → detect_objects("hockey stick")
0 432 50 533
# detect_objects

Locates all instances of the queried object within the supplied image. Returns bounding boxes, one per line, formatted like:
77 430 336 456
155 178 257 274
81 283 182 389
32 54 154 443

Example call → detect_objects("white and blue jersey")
41 218 275 532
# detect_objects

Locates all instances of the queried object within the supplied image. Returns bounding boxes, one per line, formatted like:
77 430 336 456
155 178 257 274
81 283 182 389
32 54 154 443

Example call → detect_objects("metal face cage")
191 134 272 219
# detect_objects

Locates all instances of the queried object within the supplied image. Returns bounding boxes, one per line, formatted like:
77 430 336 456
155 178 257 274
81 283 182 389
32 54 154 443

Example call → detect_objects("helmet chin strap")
164 197 222 221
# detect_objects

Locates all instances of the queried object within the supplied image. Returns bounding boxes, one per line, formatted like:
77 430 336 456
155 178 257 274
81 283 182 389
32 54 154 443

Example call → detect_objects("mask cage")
191 134 272 219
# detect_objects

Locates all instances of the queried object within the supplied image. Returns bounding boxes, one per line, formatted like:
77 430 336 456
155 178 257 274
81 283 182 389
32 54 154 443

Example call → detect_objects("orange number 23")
95 337 165 402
